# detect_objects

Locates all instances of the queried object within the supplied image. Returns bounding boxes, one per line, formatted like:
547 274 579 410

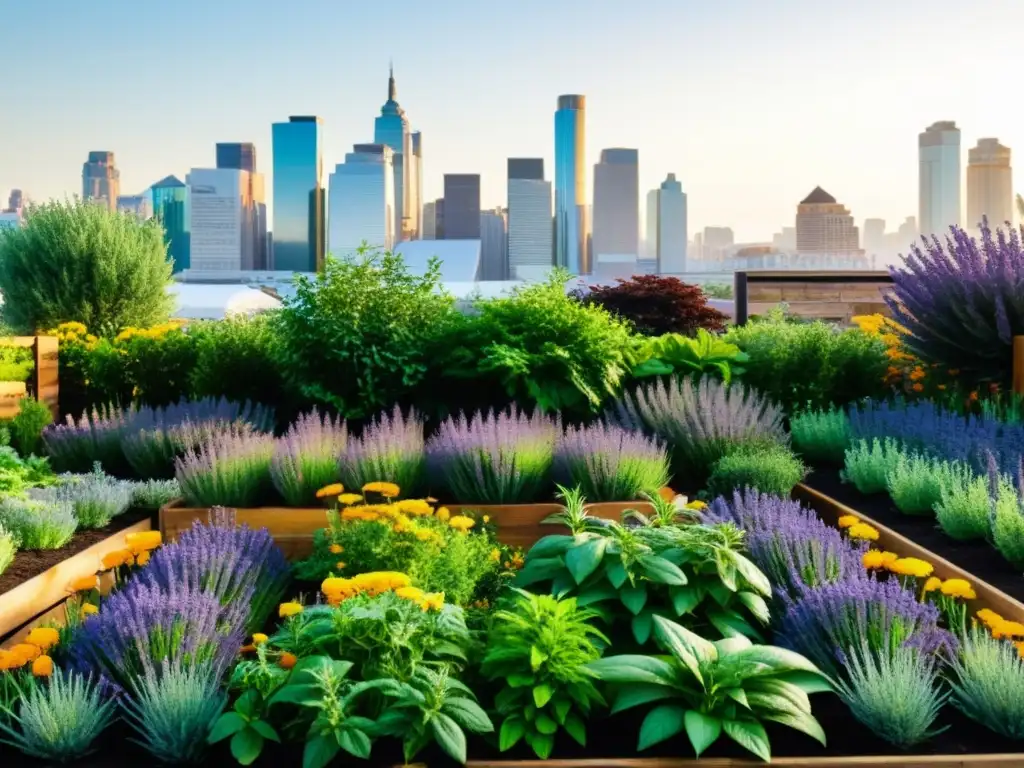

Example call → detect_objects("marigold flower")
421 592 445 612
992 620 1024 640
278 652 298 670
685 500 707 511
939 578 976 600
888 557 933 579
482 515 491 523
350 571 411 595
25 627 60 651
414 528 438 542
0 650 18 671
337 493 363 505
341 508 381 522
435 507 451 522
336 561 346 570
125 531 162 553
101 548 133 570
69 574 99 593
278 602 303 618
322 576 356 597
448 515 476 532
912 382 924 393
837 515 859 529
968 391 979 402
862 550 889 569
362 481 400 498
10 643 41 663
31 655 53 677
921 577 942 594
80 603 99 618
252 633 268 646
329 543 344 554
489 548 501 563
977 608 1004 628
395 499 433 516
847 522 880 541
316 483 345 499
136 551 151 567
395 586 426 602
657 486 677 502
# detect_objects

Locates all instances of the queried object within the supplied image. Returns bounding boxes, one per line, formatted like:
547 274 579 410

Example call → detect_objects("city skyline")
1 0 1021 244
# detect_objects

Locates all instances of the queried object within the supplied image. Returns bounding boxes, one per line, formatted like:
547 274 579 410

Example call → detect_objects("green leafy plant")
934 470 991 541
885 453 963 516
0 444 55 494
482 589 607 758
789 407 851 465
840 438 902 495
9 397 53 457
0 345 34 383
588 616 830 760
0 524 14 577
0 497 77 549
706 444 807 497
948 627 1024 740
989 478 1024 567
129 478 181 510
630 330 748 384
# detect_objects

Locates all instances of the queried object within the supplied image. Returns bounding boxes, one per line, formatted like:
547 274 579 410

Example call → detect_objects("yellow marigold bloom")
449 515 476 532
361 481 400 498
395 499 433 516
489 548 501 563
341 508 381 522
940 578 976 600
279 602 303 618
316 483 345 499
421 592 445 612
125 531 162 553
888 557 934 578
136 551 151 567
350 571 411 595
992 620 1024 639
395 586 426 602
482 514 491 523
436 507 451 522
414 528 438 542
862 550 887 569
252 633 268 646
922 577 942 594
279 652 298 670
322 576 356 598
336 561 346 570
101 548 133 570
31 655 53 678
685 500 708 511
10 643 41 663
329 544 344 554
69 574 98 593
837 515 859 529
977 608 1004 627
25 627 60 651
847 523 880 541
881 333 903 348
337 493 363 505
0 650 19 671
80 603 99 618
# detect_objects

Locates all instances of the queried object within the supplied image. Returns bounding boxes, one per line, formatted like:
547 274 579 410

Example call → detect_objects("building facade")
507 158 552 281
966 138 1013 231
374 66 419 240
795 186 861 254
82 151 120 211
434 198 445 240
919 121 962 239
422 200 437 239
216 143 257 172
653 173 687 275
592 148 639 266
327 143 395 259
442 174 481 239
411 131 423 237
271 116 325 272
186 168 264 272
701 227 734 262
116 194 152 219
480 207 508 281
862 218 886 256
554 94 588 274
5 189 24 214
151 175 191 273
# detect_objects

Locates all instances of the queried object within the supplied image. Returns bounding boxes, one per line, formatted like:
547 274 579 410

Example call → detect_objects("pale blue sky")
1 0 1021 242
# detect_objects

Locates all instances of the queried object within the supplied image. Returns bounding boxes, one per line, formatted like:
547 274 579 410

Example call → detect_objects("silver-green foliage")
130 478 181 510
0 524 14 576
790 407 851 465
46 465 132 529
885 453 963 516
934 469 991 541
121 661 227 763
0 671 115 763
834 643 947 748
840 438 902 495
990 479 1024 567
948 628 1024 740
0 497 77 549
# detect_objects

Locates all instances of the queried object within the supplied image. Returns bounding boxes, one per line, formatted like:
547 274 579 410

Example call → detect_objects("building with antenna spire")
374 62 421 240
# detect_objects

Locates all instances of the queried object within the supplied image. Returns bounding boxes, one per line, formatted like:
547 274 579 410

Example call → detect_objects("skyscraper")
966 138 1013 230
919 121 961 239
150 175 191 273
374 65 420 240
411 131 423 237
648 173 687 274
862 218 886 257
187 168 264 272
507 158 553 281
442 174 481 239
795 187 861 254
480 208 508 281
592 148 639 265
554 95 588 274
216 143 257 173
82 152 120 211
422 201 437 239
434 198 445 240
272 115 325 272
327 143 395 259
116 194 152 219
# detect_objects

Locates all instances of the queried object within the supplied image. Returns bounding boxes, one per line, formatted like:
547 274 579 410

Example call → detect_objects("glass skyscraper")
327 143 395 259
272 116 325 272
554 95 589 274
217 142 257 173
150 175 190 273
374 66 420 240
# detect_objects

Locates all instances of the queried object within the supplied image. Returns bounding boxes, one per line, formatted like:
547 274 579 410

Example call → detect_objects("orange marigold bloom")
101 548 133 570
316 483 345 499
125 531 162 553
329 543 344 554
912 382 925 393
279 652 298 670
362 481 400 498
9 643 41 663
68 574 99 593
25 627 60 651
278 602 303 618
32 655 53 677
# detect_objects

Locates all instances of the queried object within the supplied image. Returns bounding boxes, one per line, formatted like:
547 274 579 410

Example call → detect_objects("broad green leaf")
606 559 628 588
443 697 494 733
563 712 587 746
632 610 654 645
620 581 648 615
530 645 547 671
552 697 571 724
777 670 835 694
268 683 322 708
533 683 554 708
588 655 677 686
566 537 608 584
610 683 678 714
684 710 722 757
713 636 753 656
250 720 280 742
733 646 826 676
230 728 263 766
707 607 764 642
575 580 619 607
289 655 333 680
525 730 555 759
233 689 260 719
653 615 717 665
208 712 246 744
724 687 750 709
515 557 566 587
430 712 468 764
669 585 703 616
762 711 827 747
535 712 558 735
737 591 771 625
551 571 575 598
337 727 372 760
746 678 812 714
723 719 771 762
508 673 535 688
499 717 526 751
633 358 675 378
638 704 687 750
639 554 688 585
732 552 772 597
527 535 574 558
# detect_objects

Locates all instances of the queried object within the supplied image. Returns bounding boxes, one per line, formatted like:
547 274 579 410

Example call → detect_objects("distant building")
187 168 265 272
507 158 552 281
411 131 423 238
434 198 445 240
919 121 961 238
480 207 508 280
795 186 862 255
5 189 24 214
216 143 257 173
395 239 480 282
967 138 1013 231
151 175 191 273
592 148 639 268
0 213 19 231
327 143 395 259
82 151 120 211
647 173 687 275
862 218 886 256
554 94 588 274
272 116 325 272
374 65 420 240
116 194 152 219
422 200 437 239
702 227 734 261
442 174 481 239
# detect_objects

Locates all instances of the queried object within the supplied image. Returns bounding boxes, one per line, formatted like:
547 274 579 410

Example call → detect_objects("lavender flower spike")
553 422 669 502
271 408 348 507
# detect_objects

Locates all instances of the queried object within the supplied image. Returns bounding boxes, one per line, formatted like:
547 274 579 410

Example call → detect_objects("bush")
724 309 889 412
0 200 174 335
934 470 991 541
790 407 851 465
113 323 196 409
841 438 902 495
885 454 963 516
0 497 77 549
10 398 53 457
706 444 807 497
989 473 1024 567
578 274 726 337
44 468 132 529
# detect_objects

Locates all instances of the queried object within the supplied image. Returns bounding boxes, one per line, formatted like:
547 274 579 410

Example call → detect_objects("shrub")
948 628 1024 740
42 405 133 476
887 220 1024 385
9 398 53 457
270 408 347 507
841 438 902 495
174 430 275 508
129 479 181 510
706 444 807 497
885 453 964 516
578 275 726 337
425 406 558 504
0 525 14 576
338 406 426 499
113 323 197 408
988 465 1024 567
274 248 455 419
613 376 786 489
48 467 132 529
0 200 174 335
724 309 889 412
0 497 77 549
790 407 851 465
553 422 669 502
934 470 991 541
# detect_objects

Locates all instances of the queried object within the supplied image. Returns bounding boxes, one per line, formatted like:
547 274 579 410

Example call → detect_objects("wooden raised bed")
0 517 152 647
0 335 59 420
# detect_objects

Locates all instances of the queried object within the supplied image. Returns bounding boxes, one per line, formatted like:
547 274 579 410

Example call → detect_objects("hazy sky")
1 0 1021 243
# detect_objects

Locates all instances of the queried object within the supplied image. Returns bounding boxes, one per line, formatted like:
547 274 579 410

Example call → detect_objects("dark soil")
0 508 153 595
805 468 1024 604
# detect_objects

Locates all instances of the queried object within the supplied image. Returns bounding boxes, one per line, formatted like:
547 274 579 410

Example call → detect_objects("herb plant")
885 453 961 516
553 422 670 502
934 470 991 541
338 405 426 498
948 628 1024 739
45 465 132 529
130 478 181 509
789 406 851 465
706 444 807 498
0 525 15 576
988 469 1024 567
841 438 903 495
270 408 347 507
175 429 275 508
629 330 748 384
10 397 53 457
0 497 77 549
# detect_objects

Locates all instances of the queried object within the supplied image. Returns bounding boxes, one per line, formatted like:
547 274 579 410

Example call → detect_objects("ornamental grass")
270 407 348 507
339 406 426 499
41 404 134 476
948 627 1024 740
790 406 852 465
841 437 903 495
174 429 275 508
553 421 669 502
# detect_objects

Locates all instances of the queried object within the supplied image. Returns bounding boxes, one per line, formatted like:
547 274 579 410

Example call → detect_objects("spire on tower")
388 60 396 102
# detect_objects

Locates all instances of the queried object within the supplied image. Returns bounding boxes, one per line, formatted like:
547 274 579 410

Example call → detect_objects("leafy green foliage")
588 616 830 760
0 345 34 382
0 524 14 576
707 444 807 498
840 438 902 495
789 407 851 465
0 200 174 335
0 444 54 494
948 628 1024 740
482 589 607 758
885 453 963 516
129 478 181 510
0 496 76 549
934 469 991 541
990 478 1024 567
630 330 748 384
9 397 53 457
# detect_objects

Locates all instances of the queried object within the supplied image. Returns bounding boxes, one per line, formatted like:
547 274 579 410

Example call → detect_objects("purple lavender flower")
339 405 426 498
174 429 274 507
42 404 135 476
270 408 348 507
553 422 669 502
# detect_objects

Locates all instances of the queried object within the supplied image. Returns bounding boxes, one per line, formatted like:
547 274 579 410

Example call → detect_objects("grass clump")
0 498 77 549
841 438 902 495
948 628 1024 740
130 479 181 510
934 470 991 541
706 444 807 497
885 453 962 516
790 406 852 465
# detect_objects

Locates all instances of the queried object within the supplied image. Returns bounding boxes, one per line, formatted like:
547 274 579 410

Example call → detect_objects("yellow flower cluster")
394 585 445 612
278 602 303 618
888 557 934 579
938 578 977 600
862 550 899 570
837 514 859 529
100 530 162 571
0 627 59 675
977 609 1024 654
321 570 412 605
847 522 880 542
361 481 401 498
852 313 928 393
113 320 185 344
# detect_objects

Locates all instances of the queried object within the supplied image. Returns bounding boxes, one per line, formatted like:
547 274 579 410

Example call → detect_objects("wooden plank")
466 756 1024 767
1013 336 1024 395
34 335 59 419
0 517 152 641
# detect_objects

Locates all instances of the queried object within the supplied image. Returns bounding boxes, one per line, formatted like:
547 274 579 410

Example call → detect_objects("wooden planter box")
0 335 59 420
0 517 152 647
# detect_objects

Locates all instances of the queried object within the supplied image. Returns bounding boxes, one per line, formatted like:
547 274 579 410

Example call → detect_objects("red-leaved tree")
580 275 727 337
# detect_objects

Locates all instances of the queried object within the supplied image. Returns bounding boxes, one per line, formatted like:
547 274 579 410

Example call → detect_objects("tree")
578 274 727 337
0 199 175 335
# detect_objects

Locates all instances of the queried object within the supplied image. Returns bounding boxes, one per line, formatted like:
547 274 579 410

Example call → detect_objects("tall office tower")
250 173 268 270
442 174 481 239
480 207 508 280
642 188 659 270
422 201 437 239
648 173 687 275
216 142 257 172
554 94 588 274
411 131 423 237
592 148 639 265
898 216 918 243
327 143 395 259
507 158 553 281
434 198 445 240
967 138 1013 230
272 115 325 272
702 227 734 261
187 168 265 271
795 187 861 254
375 65 418 240
862 218 886 256
150 175 191 273
919 121 961 239
116 194 152 219
82 152 120 211
6 189 23 213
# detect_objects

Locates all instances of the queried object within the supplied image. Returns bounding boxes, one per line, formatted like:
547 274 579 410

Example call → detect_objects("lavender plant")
175 429 274 508
887 219 1024 383
885 453 964 516
270 408 347 507
339 405 426 498
0 497 77 549
0 671 115 763
130 478 181 510
841 438 903 495
934 470 991 541
0 525 14 577
43 464 133 529
790 406 852 465
988 459 1024 566
707 444 807 497
948 627 1024 740
613 376 787 488
41 404 134 476
552 422 669 502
